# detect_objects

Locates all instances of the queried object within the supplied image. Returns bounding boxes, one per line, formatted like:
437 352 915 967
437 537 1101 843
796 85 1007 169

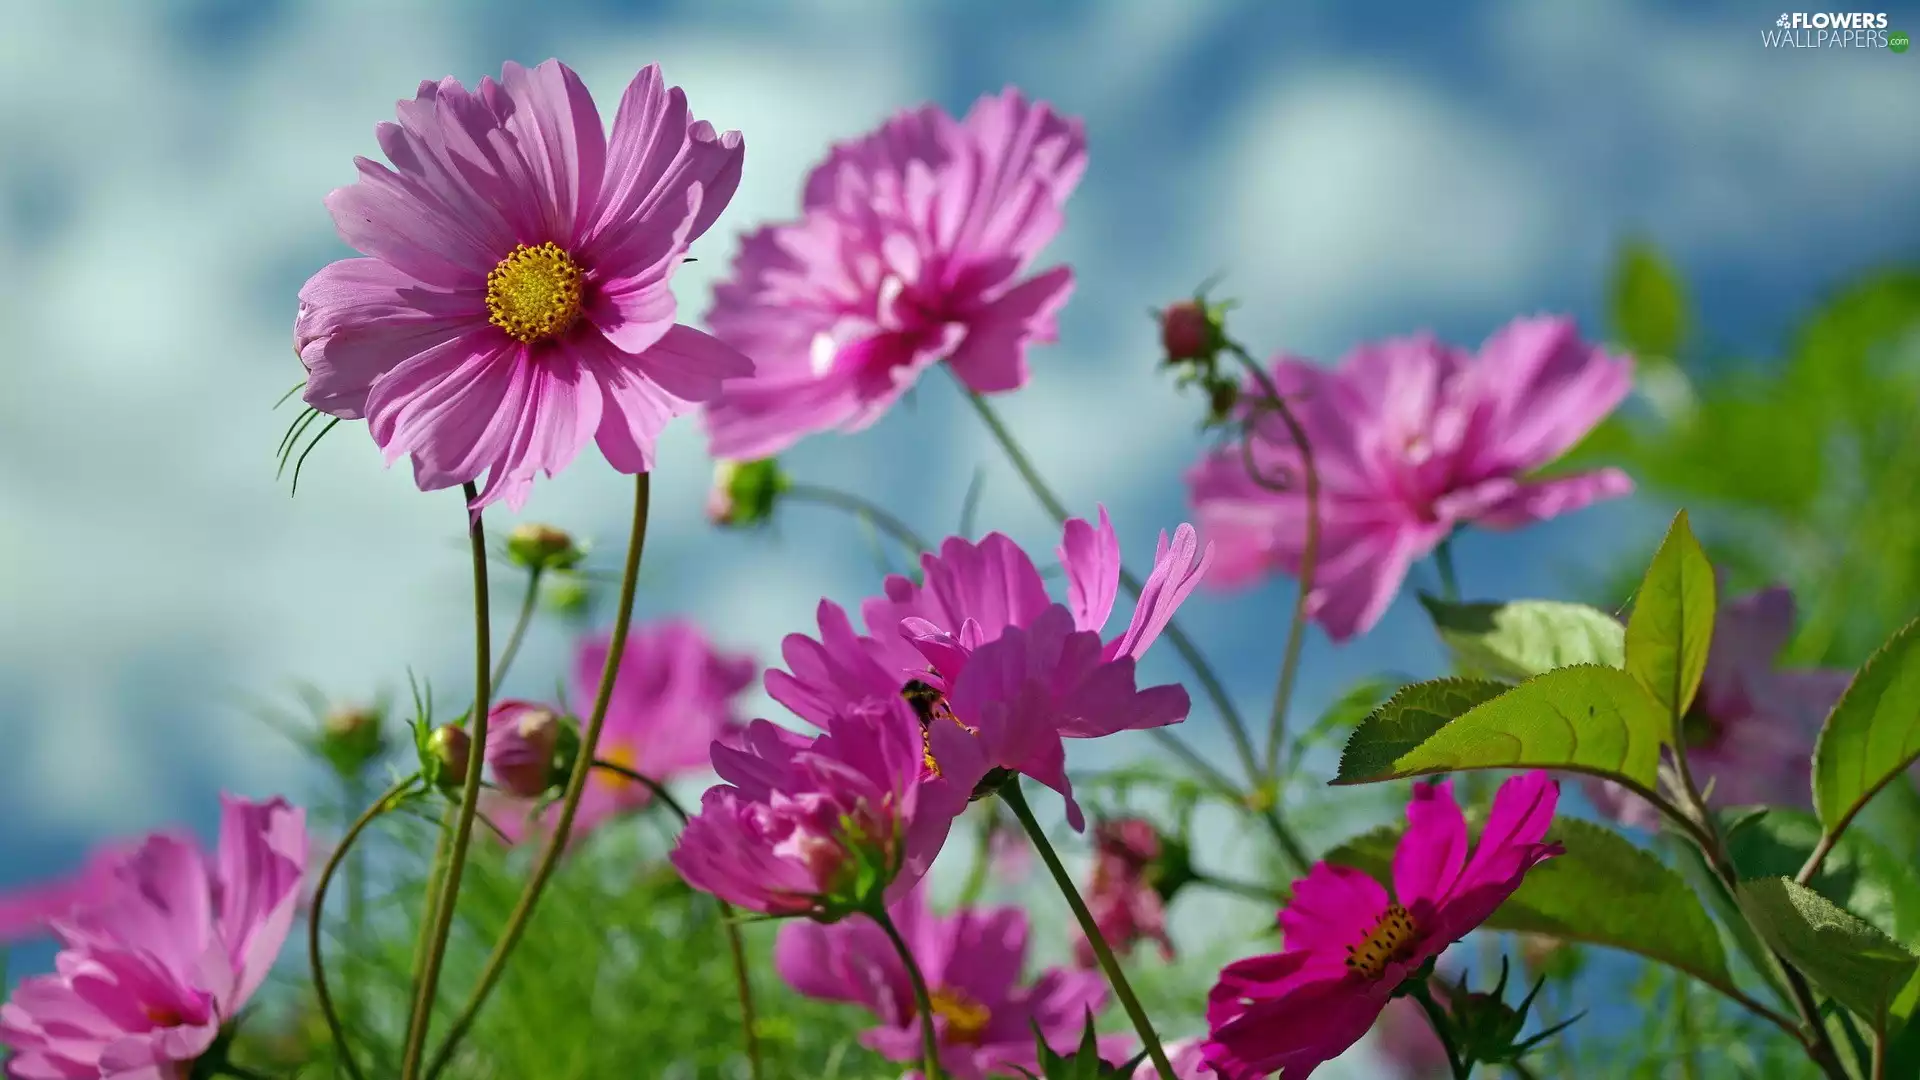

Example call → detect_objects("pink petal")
1393 780 1468 915
326 157 498 288
631 324 756 403
701 369 869 460
945 265 1073 394
574 330 680 474
295 258 484 420
1279 864 1390 957
587 66 744 256
364 329 520 475
1709 586 1799 685
495 60 607 246
1461 315 1634 472
1107 523 1210 661
468 345 607 513
1471 469 1633 529
1056 507 1121 636
213 796 307 1010
1438 771 1561 939
1302 522 1433 644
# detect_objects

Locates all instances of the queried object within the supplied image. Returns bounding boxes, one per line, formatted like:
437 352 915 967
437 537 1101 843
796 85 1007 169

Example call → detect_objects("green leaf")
1325 817 1734 997
1738 876 1919 1025
1334 665 1668 792
1812 617 1920 838
1723 807 1920 948
1333 678 1510 783
1608 238 1690 363
1624 510 1716 723
1419 595 1626 681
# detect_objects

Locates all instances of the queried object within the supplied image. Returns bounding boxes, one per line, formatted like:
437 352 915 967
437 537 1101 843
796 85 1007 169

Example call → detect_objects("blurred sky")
0 0 1915 1070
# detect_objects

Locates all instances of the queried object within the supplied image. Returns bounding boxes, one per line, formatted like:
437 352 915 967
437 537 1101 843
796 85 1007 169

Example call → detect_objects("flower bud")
426 724 471 789
486 701 561 799
707 458 788 528
542 574 592 619
505 523 583 572
1160 299 1216 362
319 705 386 778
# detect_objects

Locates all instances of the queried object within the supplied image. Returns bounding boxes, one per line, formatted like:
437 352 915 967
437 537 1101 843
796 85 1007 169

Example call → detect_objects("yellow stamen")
486 242 585 343
597 742 640 793
928 986 992 1045
1345 903 1418 980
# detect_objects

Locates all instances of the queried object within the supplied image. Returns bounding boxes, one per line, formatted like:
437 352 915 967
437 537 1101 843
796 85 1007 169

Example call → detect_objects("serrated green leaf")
1334 665 1667 792
1624 510 1716 724
1419 595 1626 682
1812 618 1920 839
1608 238 1690 364
1333 678 1509 783
1738 876 1919 1025
1325 817 1734 997
1723 807 1920 947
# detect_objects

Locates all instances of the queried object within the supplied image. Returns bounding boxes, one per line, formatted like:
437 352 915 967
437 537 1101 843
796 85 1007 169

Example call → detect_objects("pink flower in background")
485 699 564 799
988 818 1032 885
492 619 753 845
1203 773 1561 1079
296 60 750 514
1186 317 1633 641
671 700 982 916
1075 817 1175 967
702 89 1086 460
775 884 1124 1080
0 796 307 1079
0 844 143 944
1374 995 1450 1078
1590 586 1851 829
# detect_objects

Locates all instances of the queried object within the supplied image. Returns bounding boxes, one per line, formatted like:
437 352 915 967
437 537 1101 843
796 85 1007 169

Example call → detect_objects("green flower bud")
506 523 584 572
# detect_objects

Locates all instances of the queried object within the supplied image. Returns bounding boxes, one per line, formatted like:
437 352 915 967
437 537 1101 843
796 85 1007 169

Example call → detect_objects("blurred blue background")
0 0 1914 1072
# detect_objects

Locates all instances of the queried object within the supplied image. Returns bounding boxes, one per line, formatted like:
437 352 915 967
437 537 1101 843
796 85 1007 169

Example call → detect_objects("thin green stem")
1406 979 1472 1080
398 483 495 1080
1000 780 1175 1080
489 565 544 697
422 475 652 1080
1435 536 1461 601
785 481 932 555
872 904 947 1080
1189 870 1287 903
405 805 455 1041
310 778 417 1080
341 772 368 1031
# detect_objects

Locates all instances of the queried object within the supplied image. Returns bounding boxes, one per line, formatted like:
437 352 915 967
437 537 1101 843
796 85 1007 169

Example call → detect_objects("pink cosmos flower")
1590 586 1851 829
775 883 1125 1080
485 699 564 799
702 89 1086 460
0 796 308 1079
1074 817 1174 968
1187 317 1633 641
490 619 753 844
1203 772 1561 1079
0 845 141 944
670 699 982 916
296 60 751 514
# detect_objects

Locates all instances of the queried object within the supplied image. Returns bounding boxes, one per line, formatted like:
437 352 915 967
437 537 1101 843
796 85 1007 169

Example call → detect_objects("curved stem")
310 778 417 1080
1406 979 1471 1080
785 481 933 555
398 483 495 1080
1434 537 1461 601
1000 780 1175 1080
404 805 455 1041
421 475 652 1080
489 565 544 697
871 904 946 1080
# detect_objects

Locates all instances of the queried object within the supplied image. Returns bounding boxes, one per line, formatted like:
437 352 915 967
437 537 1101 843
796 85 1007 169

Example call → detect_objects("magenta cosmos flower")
767 509 1203 829
670 699 982 917
1187 316 1633 641
1203 772 1561 1079
295 60 750 513
1591 585 1850 829
1074 817 1174 968
775 883 1124 1080
0 796 307 1080
701 89 1087 460
489 619 753 844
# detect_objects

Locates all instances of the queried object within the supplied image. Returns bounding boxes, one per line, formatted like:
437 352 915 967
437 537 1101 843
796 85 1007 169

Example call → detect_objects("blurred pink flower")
0 845 142 945
1203 773 1561 1079
296 60 750 514
1074 817 1174 968
1186 317 1633 641
702 89 1086 459
485 699 563 799
1374 995 1450 1078
670 701 981 916
987 820 1032 885
775 883 1124 1080
0 796 308 1079
491 619 754 845
1590 585 1851 829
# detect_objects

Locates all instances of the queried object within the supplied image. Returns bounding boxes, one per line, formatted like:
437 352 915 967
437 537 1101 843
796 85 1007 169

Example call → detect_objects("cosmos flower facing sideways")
776 883 1126 1080
295 60 750 513
0 796 308 1080
702 89 1087 459
1187 317 1633 641
1074 816 1176 968
1203 772 1561 1079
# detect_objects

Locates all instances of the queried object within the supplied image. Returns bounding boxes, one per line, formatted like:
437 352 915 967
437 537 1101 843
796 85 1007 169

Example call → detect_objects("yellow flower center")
928 986 992 1045
597 742 640 794
902 679 968 776
1345 903 1418 981
486 242 585 343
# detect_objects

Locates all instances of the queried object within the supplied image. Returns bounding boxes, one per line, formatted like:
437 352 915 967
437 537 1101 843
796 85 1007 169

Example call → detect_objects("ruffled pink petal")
945 265 1072 394
1436 771 1560 940
381 78 529 248
1303 521 1435 644
1460 315 1634 473
630 323 755 403
1279 864 1390 958
1057 507 1122 636
571 329 681 474
326 156 499 288
944 90 1088 270
1107 524 1211 661
295 258 484 419
494 60 607 246
212 796 307 1010
701 368 870 460
1205 973 1380 1080
0 846 135 944
1393 780 1469 916
587 65 743 258
468 345 607 513
1471 469 1633 530
920 533 1054 644
365 329 521 474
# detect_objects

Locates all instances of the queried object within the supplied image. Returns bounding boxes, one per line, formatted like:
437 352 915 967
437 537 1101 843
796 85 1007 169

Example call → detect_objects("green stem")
398 483 495 1080
309 778 417 1080
1435 536 1461 601
422 475 653 1080
1000 780 1175 1080
872 904 946 1080
489 565 544 697
1189 871 1286 903
785 481 933 555
1406 979 1472 1080
405 805 455 1041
